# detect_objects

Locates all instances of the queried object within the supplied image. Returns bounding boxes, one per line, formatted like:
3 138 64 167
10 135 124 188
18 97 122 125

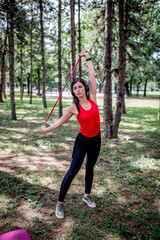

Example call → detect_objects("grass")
0 92 160 240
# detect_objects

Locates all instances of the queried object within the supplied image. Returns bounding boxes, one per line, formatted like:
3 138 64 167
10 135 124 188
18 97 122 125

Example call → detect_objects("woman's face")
73 81 86 98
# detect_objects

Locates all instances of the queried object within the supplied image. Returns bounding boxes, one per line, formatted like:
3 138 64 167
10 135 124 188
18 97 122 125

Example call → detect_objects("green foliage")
1 0 159 94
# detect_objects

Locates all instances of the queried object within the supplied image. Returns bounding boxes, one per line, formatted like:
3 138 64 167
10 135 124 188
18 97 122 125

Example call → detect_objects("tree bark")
29 4 33 104
20 40 23 100
58 0 62 118
2 58 7 99
0 36 3 102
70 0 76 81
125 81 130 96
130 77 132 96
37 67 41 95
112 0 126 137
137 81 141 95
78 0 82 77
27 73 30 95
158 95 160 120
122 88 126 114
103 0 113 139
0 23 8 101
121 0 128 114
40 0 47 108
144 79 147 97
9 0 16 120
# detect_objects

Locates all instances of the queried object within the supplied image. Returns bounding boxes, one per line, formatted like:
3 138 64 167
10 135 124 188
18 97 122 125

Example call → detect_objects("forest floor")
0 94 160 240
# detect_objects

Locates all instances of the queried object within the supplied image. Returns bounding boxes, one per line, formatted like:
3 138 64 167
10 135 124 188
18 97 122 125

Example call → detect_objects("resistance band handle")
43 51 88 126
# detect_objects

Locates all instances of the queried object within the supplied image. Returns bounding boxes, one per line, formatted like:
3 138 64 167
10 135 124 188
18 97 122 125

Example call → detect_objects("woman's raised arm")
79 51 97 102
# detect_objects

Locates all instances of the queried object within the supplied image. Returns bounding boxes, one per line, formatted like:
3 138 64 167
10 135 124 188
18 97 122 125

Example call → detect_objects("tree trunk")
58 0 62 118
2 61 7 99
158 95 160 120
29 5 33 104
0 35 2 102
130 77 132 96
137 82 141 95
121 0 128 114
20 40 23 100
125 81 130 96
112 0 126 137
70 0 76 81
9 0 16 120
27 73 30 95
37 67 41 95
78 0 82 77
2 19 9 100
121 88 126 114
103 0 113 139
40 0 47 108
144 79 147 97
0 24 8 101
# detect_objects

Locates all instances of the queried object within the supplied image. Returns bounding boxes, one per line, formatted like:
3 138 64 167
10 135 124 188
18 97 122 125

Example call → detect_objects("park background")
0 0 160 239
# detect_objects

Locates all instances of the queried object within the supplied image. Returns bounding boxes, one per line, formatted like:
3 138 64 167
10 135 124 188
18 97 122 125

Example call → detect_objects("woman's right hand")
42 125 47 133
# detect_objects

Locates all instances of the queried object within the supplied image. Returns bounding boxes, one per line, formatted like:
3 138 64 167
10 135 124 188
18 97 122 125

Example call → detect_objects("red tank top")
77 99 100 137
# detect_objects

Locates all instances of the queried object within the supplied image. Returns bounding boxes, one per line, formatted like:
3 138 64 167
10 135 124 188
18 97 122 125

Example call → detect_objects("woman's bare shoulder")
68 104 78 116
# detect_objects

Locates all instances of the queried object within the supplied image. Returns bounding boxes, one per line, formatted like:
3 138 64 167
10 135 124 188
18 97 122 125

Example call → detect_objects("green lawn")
0 93 160 240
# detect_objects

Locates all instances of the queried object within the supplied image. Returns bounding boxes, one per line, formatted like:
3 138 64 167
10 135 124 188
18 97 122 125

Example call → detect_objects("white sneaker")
82 195 96 208
55 202 64 219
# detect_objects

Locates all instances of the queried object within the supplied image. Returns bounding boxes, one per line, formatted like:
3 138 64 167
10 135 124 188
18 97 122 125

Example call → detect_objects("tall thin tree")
0 13 8 101
112 0 126 137
40 0 47 108
20 1 24 101
103 0 127 138
2 31 7 100
0 35 3 102
70 0 76 81
29 4 33 104
103 0 113 139
37 65 41 95
9 0 16 120
58 0 62 117
78 0 82 77
121 0 128 114
20 38 23 100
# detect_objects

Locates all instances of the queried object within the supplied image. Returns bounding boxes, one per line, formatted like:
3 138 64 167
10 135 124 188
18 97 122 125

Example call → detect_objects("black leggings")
58 131 101 202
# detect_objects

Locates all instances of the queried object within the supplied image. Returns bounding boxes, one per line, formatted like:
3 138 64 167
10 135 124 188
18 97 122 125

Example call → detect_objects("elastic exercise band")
43 51 87 126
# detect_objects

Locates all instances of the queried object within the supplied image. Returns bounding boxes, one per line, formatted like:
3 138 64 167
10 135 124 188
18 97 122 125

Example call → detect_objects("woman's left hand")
79 51 90 59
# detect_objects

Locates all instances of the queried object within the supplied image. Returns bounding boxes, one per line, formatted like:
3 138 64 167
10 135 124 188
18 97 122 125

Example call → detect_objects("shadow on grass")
0 170 59 240
1 129 160 240
92 119 160 239
0 97 160 239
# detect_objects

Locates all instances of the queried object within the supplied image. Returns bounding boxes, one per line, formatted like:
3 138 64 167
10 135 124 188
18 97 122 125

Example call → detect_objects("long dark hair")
71 78 89 113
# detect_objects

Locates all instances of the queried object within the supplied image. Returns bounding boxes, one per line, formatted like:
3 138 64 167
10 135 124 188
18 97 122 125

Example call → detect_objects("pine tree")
70 0 76 81
40 0 47 108
58 0 62 117
103 0 113 139
9 0 16 120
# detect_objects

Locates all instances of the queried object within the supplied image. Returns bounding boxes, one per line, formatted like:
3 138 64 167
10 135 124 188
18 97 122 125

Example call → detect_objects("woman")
42 51 101 219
